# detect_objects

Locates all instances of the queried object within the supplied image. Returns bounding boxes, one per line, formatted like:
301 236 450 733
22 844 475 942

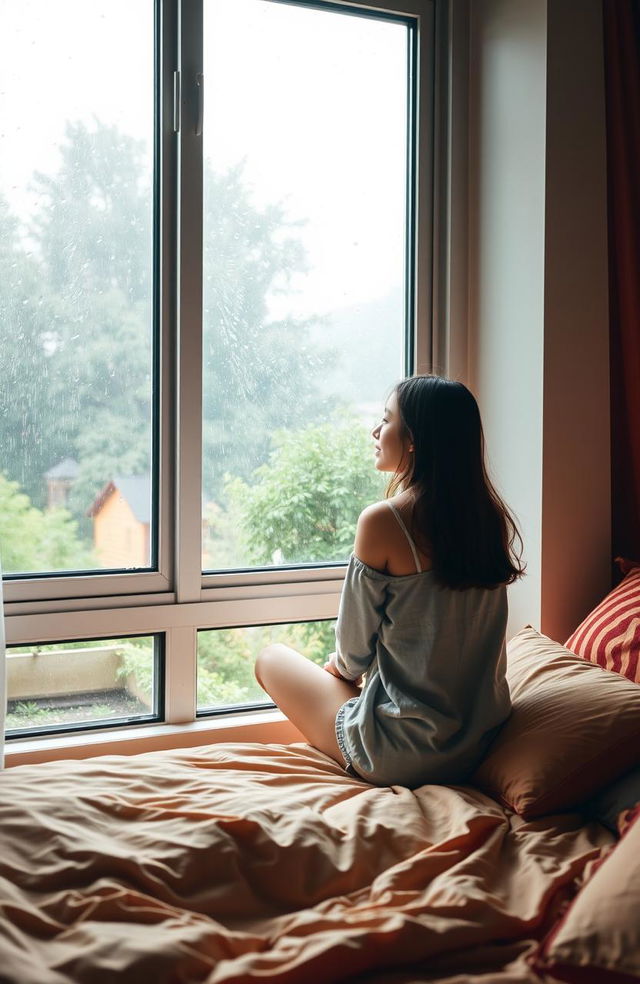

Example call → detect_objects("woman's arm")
323 651 362 686
331 507 389 681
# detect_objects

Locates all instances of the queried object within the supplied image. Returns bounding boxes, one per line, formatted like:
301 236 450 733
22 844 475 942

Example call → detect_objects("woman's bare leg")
255 644 360 765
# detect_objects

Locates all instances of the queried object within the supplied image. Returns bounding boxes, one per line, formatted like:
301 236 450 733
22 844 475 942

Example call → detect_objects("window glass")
5 635 161 737
0 0 429 746
0 1 155 574
197 619 336 712
202 0 410 570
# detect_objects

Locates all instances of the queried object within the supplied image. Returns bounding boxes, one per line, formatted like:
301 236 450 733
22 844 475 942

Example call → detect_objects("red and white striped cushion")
566 560 640 684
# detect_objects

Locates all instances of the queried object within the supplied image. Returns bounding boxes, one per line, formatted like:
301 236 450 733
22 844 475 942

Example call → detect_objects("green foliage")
196 619 337 709
32 119 151 303
116 628 268 710
116 640 155 707
27 121 153 514
0 474 95 574
292 621 338 666
201 162 331 500
0 195 63 506
197 629 267 707
1 120 330 530
225 414 385 565
0 123 152 516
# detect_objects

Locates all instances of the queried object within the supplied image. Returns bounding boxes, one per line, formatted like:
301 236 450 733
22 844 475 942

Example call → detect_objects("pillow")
472 627 640 819
565 558 640 684
585 764 640 834
531 804 640 982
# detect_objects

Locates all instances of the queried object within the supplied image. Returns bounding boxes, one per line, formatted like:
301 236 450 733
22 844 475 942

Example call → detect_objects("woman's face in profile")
371 391 411 474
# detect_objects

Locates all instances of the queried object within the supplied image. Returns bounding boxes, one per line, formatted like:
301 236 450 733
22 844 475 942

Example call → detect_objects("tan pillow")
532 805 640 982
473 627 640 819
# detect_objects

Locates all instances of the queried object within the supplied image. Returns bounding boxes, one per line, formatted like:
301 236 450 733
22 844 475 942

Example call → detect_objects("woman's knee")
254 643 292 688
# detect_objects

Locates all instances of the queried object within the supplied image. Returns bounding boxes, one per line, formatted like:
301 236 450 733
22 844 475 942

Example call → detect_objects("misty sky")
0 0 408 319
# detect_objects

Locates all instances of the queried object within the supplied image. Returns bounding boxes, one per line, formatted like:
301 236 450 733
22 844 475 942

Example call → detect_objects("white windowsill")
4 708 306 768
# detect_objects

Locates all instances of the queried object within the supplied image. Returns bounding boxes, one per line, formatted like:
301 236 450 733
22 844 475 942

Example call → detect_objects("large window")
197 619 335 713
0 0 156 576
1 0 433 746
6 635 160 738
202 1 409 570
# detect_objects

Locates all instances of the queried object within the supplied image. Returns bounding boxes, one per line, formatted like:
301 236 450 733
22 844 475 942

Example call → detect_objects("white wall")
467 0 547 636
461 0 610 640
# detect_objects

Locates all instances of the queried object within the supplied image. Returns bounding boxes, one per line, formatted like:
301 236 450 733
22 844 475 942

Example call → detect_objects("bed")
1 622 640 984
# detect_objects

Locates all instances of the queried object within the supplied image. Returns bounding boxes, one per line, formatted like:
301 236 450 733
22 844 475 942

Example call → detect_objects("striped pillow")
565 559 640 684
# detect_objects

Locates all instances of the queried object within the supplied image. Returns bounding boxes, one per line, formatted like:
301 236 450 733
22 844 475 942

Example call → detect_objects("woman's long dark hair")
389 375 525 590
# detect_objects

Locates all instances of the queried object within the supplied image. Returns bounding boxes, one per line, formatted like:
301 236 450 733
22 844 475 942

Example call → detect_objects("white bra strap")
386 501 422 574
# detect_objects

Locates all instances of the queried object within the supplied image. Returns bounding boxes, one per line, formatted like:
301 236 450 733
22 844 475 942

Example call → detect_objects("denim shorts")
335 696 360 776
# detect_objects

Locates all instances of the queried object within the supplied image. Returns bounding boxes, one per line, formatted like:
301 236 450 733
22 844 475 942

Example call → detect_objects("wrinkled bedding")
0 741 613 984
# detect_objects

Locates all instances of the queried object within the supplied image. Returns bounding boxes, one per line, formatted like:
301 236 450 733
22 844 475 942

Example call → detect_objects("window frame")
3 0 435 749
5 631 165 740
3 0 174 606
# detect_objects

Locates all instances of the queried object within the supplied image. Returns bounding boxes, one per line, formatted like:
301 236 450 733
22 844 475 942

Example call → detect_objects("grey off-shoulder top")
334 554 511 788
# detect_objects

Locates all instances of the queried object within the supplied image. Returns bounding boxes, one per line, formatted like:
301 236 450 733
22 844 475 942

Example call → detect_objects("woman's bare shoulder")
354 501 395 572
358 499 393 523
356 495 432 576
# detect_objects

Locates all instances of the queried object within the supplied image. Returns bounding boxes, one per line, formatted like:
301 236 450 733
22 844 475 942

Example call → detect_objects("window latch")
173 71 180 133
195 73 204 137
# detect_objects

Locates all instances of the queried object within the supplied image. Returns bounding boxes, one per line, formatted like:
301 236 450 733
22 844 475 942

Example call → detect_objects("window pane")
202 0 410 570
197 620 335 712
0 1 155 575
5 635 161 737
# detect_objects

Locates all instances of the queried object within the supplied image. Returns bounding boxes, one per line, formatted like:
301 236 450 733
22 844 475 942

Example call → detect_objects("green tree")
33 123 331 510
195 620 338 711
197 629 266 707
0 196 64 506
51 289 153 519
31 119 151 305
202 162 331 500
1 119 330 530
0 123 153 518
0 475 94 574
28 120 153 517
225 414 385 565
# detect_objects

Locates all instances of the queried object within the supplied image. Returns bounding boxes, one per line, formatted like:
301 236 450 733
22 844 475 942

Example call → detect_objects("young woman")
255 374 524 788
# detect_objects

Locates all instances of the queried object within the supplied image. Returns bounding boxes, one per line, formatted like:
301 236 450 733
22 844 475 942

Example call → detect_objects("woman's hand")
323 653 362 687
323 652 347 679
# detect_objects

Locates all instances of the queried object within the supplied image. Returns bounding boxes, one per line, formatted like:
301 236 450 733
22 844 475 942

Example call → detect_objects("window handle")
195 73 204 136
173 71 180 132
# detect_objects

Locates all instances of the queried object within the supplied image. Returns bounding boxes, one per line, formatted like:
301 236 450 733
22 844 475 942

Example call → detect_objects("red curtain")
603 0 640 565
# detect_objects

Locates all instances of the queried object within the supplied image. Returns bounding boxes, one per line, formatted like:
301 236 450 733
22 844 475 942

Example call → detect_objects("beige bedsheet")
0 742 612 984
